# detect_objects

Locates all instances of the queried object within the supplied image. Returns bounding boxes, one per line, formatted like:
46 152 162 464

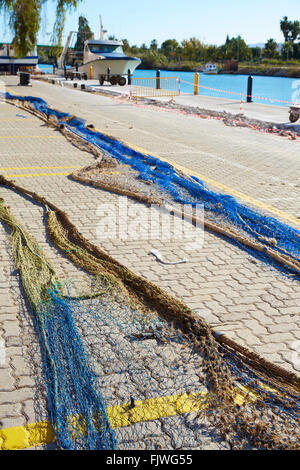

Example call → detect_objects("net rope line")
0 174 299 394
0 119 297 443
65 129 300 268
0 181 300 450
0 98 299 449
0 95 299 380
2 93 300 270
55 118 300 273
70 170 300 275
0 200 117 450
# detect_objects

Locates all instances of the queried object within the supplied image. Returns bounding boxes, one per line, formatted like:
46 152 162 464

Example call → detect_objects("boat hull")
0 56 38 66
78 57 141 77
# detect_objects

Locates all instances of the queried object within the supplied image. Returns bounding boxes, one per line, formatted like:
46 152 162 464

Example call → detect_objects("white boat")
0 44 38 73
58 16 141 86
203 63 218 75
79 39 141 85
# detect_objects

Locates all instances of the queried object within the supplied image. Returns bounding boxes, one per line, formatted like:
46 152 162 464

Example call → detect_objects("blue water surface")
133 69 300 107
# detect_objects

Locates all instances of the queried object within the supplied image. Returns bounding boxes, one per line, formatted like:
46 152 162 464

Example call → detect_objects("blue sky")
1 0 300 46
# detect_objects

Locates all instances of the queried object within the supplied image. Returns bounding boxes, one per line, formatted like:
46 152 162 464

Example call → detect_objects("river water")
133 69 300 106
38 64 300 107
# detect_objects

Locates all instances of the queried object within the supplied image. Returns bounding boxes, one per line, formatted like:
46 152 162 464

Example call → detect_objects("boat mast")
57 31 76 70
100 15 107 40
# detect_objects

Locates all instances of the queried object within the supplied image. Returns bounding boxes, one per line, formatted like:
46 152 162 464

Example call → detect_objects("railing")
130 77 180 102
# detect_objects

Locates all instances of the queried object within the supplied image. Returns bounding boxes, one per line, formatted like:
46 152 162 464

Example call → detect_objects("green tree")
181 38 203 61
139 50 167 68
281 41 293 60
264 39 278 58
37 45 47 63
280 16 300 44
224 36 251 61
74 15 93 50
204 45 218 62
251 46 262 61
280 16 292 42
0 0 81 57
292 42 300 60
150 39 158 50
291 20 300 42
121 39 130 52
161 39 179 59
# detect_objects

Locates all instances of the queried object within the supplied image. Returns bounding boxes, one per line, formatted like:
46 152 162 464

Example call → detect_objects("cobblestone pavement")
0 82 299 449
3 76 300 225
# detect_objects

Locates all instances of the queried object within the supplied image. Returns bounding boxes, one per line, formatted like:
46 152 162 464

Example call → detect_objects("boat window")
88 44 123 54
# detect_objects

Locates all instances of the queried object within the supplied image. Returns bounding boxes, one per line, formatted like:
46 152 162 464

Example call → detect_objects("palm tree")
291 20 300 42
264 38 278 59
280 16 292 42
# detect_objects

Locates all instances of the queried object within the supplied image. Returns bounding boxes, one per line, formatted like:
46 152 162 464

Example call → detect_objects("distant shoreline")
222 67 300 78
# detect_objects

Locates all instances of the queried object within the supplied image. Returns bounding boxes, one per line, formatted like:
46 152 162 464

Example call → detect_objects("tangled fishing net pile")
0 92 299 450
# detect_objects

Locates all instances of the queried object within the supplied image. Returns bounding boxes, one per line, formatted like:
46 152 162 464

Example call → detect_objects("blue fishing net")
1 93 299 451
4 91 298 268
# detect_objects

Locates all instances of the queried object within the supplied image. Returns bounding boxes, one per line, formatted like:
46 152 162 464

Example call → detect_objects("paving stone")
0 403 22 418
0 81 299 451
0 388 34 404
0 416 26 429
0 369 14 391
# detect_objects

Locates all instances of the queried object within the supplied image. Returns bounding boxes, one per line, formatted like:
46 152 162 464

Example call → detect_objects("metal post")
127 69 131 85
107 67 111 81
247 75 253 103
194 72 199 95
156 69 160 90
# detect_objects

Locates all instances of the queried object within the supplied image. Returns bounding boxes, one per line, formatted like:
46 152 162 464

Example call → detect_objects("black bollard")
156 69 161 90
247 75 253 103
127 69 132 85
107 67 111 81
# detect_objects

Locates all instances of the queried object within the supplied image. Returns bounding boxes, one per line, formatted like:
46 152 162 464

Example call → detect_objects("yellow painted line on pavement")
98 132 300 228
0 166 81 171
3 87 299 226
0 386 259 450
4 86 22 96
4 86 299 225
